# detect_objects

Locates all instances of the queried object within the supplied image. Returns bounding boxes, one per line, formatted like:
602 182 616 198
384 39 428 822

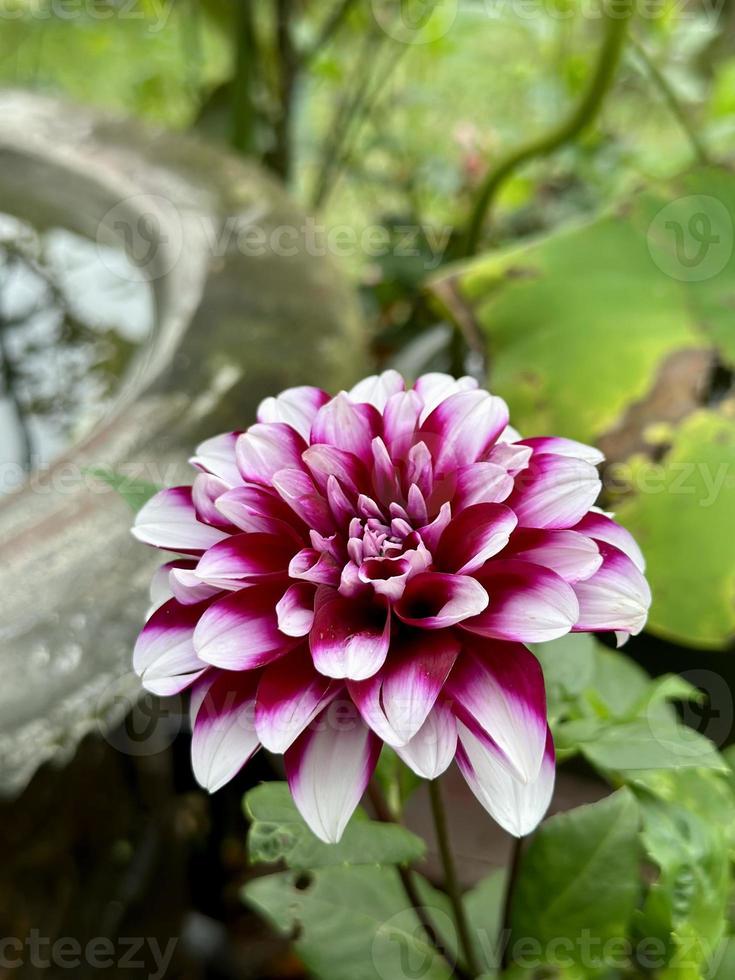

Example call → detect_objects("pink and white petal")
289 547 341 587
449 462 515 511
421 390 510 474
508 454 601 529
195 532 294 585
496 424 522 443
310 392 381 462
519 436 604 466
148 560 179 612
133 597 209 695
189 431 242 487
310 589 391 680
415 501 452 553
272 468 335 534
236 423 307 485
414 373 478 424
326 475 355 526
193 585 296 670
503 529 602 584
191 670 260 793
446 642 547 782
303 444 366 495
395 702 458 779
436 503 518 575
132 487 228 553
572 543 651 636
371 437 402 504
348 631 460 745
348 370 405 410
457 723 555 837
214 484 304 538
192 473 232 527
383 390 422 456
485 442 533 475
285 706 381 843
170 565 224 605
572 511 646 572
276 582 316 637
465 560 579 643
395 572 489 630
257 385 330 440
255 647 338 753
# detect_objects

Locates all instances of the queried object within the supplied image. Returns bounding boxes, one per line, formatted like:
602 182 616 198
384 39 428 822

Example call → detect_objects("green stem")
232 1 258 155
428 779 480 978
461 0 634 257
368 782 469 980
628 32 709 166
500 836 524 971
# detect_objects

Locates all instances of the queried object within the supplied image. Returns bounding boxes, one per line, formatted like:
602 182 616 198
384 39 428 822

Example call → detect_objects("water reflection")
0 214 154 493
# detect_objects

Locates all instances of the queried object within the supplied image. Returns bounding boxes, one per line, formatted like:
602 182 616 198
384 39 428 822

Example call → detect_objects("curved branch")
461 0 634 257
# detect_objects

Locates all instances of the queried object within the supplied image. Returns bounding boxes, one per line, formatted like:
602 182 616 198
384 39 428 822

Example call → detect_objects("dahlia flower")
132 372 650 842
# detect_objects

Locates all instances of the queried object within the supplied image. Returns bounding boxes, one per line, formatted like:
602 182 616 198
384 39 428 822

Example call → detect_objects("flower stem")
428 779 480 978
368 781 469 980
460 0 634 257
500 835 524 971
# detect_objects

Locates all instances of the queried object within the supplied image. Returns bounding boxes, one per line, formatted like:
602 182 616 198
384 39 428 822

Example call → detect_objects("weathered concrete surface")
0 91 367 796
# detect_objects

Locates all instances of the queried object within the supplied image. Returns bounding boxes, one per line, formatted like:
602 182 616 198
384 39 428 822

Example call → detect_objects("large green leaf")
510 789 641 970
634 794 729 975
430 167 735 649
244 782 425 870
243 866 454 980
578 719 728 775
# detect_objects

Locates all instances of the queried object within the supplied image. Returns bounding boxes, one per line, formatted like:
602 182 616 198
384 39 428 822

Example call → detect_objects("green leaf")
87 467 161 513
532 634 596 720
510 790 640 970
579 719 728 775
634 794 729 975
243 866 454 980
244 782 425 870
374 746 423 820
464 870 506 975
430 167 735 649
626 768 735 848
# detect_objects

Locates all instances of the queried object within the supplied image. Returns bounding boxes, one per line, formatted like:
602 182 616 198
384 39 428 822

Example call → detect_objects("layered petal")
189 431 241 487
518 436 604 466
395 702 458 779
348 630 460 745
420 389 509 474
572 543 651 636
464 560 579 642
572 511 646 572
193 585 296 669
457 723 555 837
133 597 209 695
509 453 601 529
310 392 380 462
395 572 489 629
446 642 547 782
502 528 602 583
236 422 307 485
348 370 405 410
255 647 338 753
276 582 316 636
436 503 518 574
195 532 295 585
310 589 391 680
132 487 228 553
285 705 381 842
191 670 260 792
257 385 330 440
